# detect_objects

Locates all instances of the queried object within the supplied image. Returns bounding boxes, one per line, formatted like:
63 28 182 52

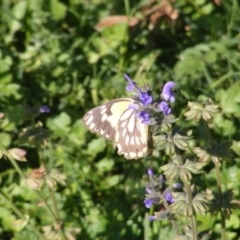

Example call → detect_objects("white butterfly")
82 98 152 159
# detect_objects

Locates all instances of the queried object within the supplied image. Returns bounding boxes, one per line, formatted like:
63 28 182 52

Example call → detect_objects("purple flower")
162 81 175 103
39 105 50 113
139 90 153 106
124 74 136 92
173 183 181 189
146 188 151 194
158 101 171 116
136 111 150 124
144 198 153 208
148 169 153 176
149 215 157 221
164 192 174 204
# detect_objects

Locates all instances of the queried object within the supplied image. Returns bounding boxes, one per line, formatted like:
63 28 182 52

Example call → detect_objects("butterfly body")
83 98 151 159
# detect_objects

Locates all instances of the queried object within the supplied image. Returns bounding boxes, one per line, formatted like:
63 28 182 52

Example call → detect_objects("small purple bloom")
149 216 157 221
144 198 153 208
173 183 181 189
146 188 151 194
136 111 150 124
124 74 136 92
139 90 153 106
148 169 153 176
39 105 50 113
162 81 175 103
158 101 171 116
164 192 174 204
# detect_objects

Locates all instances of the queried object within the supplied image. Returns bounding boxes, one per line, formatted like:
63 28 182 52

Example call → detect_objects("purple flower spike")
139 90 153 106
136 111 150 124
162 81 175 103
39 105 50 113
149 216 157 221
164 192 174 204
148 169 153 176
158 101 171 116
124 74 136 92
173 183 181 189
144 198 153 208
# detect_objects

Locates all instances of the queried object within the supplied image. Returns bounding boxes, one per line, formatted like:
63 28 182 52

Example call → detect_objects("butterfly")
82 98 153 159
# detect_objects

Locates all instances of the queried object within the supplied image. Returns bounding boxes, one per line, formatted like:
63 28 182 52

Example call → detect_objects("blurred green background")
1 0 240 239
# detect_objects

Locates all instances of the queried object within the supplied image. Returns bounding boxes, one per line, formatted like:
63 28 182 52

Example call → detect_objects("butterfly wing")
82 98 149 159
114 106 149 159
83 98 132 141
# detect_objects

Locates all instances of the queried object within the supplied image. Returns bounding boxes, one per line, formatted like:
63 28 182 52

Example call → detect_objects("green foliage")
0 0 240 239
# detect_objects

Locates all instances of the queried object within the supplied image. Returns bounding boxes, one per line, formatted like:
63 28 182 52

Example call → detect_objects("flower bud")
148 168 153 176
8 148 27 161
149 215 157 221
39 105 50 113
29 166 46 179
25 177 43 190
49 169 67 186
13 216 29 231
46 176 57 190
0 112 4 119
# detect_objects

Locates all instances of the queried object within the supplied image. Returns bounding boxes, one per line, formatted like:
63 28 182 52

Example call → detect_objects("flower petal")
39 105 50 113
162 81 175 102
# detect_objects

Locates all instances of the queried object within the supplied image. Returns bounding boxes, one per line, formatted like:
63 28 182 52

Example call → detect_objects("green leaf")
101 175 120 189
46 112 71 136
201 3 214 15
0 133 11 147
50 0 67 20
174 55 204 79
9 1 27 32
95 157 114 173
5 105 25 126
0 207 15 230
87 138 106 156
68 120 87 146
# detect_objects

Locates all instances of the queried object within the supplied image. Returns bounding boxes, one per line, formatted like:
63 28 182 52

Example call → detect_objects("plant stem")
215 163 226 240
185 183 198 240
0 190 45 240
175 151 198 240
203 120 226 240
159 192 181 236
8 156 26 178
203 120 213 146
50 188 60 219
35 191 67 240
37 151 67 240
170 220 181 236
